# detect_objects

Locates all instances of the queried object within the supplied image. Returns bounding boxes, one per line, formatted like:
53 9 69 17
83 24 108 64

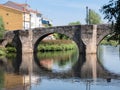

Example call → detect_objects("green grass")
100 39 119 46
0 48 6 56
37 40 77 52
0 46 16 57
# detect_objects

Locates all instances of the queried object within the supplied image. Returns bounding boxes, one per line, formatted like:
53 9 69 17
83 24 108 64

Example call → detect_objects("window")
6 22 9 25
6 13 9 16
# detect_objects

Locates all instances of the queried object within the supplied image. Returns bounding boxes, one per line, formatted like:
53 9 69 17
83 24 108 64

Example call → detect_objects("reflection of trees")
97 45 104 65
37 49 78 67
0 69 4 88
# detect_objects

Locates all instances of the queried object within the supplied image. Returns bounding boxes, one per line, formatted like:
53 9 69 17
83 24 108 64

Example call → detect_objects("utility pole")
89 9 91 24
86 6 89 25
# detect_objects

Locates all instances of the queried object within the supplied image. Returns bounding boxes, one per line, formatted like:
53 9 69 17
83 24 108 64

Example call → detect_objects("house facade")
30 10 42 28
0 4 23 30
4 1 31 30
0 1 52 31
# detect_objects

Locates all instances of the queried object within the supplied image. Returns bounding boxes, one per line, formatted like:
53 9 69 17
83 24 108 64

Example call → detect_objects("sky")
0 0 110 26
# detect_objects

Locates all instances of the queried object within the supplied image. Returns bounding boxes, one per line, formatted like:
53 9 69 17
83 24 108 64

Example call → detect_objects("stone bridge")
2 24 112 54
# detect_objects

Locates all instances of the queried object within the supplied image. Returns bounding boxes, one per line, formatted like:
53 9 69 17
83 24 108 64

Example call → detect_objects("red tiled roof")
0 4 23 12
3 1 41 14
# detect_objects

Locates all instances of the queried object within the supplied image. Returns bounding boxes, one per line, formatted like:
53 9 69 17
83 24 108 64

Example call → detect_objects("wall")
30 12 42 28
22 13 30 29
0 5 23 30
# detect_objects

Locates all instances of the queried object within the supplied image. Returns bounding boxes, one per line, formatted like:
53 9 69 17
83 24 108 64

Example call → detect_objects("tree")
86 9 101 24
0 16 5 39
53 33 69 40
101 0 120 44
68 21 81 25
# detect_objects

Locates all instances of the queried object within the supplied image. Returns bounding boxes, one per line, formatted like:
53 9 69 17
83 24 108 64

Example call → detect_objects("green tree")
87 9 101 24
101 0 120 44
53 33 69 40
68 21 81 25
0 16 5 39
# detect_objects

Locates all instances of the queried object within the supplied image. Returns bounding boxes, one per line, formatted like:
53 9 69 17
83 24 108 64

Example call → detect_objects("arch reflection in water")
36 50 79 72
0 47 120 90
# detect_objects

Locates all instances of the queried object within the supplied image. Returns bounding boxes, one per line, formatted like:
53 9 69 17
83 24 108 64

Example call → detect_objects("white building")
30 10 42 28
3 1 52 29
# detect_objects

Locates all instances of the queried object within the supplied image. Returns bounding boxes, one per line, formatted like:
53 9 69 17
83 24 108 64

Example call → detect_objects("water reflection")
0 45 120 90
98 45 120 74
37 50 78 72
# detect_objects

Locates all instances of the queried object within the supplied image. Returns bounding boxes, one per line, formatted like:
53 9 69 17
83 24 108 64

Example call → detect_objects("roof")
3 1 29 12
3 1 41 14
0 4 23 13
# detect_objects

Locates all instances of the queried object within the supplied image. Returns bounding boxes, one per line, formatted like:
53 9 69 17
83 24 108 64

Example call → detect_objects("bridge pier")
3 24 111 55
20 30 33 54
20 52 33 74
86 25 97 54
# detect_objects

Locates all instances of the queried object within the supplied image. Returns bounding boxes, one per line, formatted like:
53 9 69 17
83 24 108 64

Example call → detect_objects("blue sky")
0 0 110 26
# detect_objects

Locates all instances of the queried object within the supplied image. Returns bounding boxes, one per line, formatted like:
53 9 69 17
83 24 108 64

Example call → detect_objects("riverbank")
38 40 77 52
0 40 77 56
100 39 119 46
0 46 16 59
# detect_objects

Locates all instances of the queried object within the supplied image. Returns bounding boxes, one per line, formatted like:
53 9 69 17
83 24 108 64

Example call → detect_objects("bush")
6 47 16 53
0 48 6 56
37 40 77 52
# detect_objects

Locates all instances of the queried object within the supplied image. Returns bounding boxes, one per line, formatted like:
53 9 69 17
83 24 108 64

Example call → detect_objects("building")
0 1 52 30
0 4 23 30
3 1 31 30
30 9 42 28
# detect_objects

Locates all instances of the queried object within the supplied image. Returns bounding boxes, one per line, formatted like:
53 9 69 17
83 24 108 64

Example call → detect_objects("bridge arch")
97 24 112 45
1 24 112 54
33 26 85 53
2 31 22 54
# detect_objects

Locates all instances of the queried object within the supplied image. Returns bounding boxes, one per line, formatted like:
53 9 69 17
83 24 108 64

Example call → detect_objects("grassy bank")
100 39 119 46
38 40 77 52
0 48 6 56
0 47 16 57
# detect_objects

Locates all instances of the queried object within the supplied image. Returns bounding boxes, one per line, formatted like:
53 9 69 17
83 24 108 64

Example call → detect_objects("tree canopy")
89 10 101 24
0 16 5 39
101 0 120 43
86 9 101 24
68 21 81 25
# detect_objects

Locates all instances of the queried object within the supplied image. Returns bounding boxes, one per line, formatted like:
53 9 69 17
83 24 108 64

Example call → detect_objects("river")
0 45 120 90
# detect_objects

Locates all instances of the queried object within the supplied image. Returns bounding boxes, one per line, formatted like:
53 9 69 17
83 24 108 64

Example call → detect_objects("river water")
0 45 120 90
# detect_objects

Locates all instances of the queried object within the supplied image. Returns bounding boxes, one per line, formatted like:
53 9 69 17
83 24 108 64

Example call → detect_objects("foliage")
86 9 101 24
5 43 17 53
68 21 81 25
6 47 16 53
37 49 78 67
0 70 4 88
101 0 120 44
100 39 119 46
0 16 5 39
53 33 69 40
6 53 16 59
0 48 6 56
38 40 77 52
100 35 119 46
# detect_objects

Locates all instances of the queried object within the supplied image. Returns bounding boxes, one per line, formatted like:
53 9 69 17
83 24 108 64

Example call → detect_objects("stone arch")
2 31 15 47
2 31 22 73
2 30 22 54
97 24 112 45
34 32 53 52
97 30 112 45
33 25 85 54
33 32 80 52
